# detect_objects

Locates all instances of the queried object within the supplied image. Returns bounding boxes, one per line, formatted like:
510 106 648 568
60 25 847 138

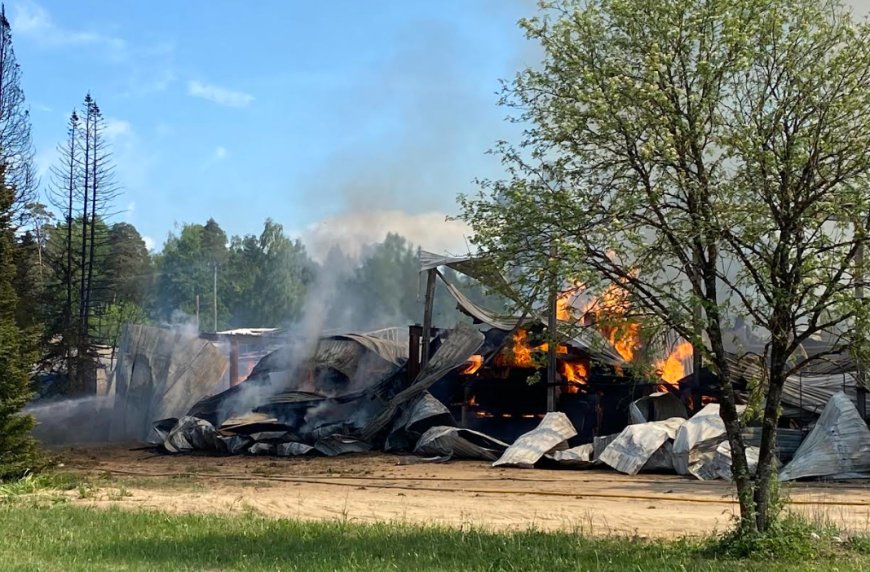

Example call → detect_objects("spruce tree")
0 165 38 480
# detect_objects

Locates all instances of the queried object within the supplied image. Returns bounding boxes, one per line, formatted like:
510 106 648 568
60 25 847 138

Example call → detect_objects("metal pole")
230 338 240 386
420 269 437 369
213 263 218 333
195 294 200 332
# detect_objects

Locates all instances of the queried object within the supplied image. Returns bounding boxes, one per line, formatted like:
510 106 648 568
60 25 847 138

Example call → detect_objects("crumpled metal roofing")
414 426 509 461
599 417 685 476
780 392 870 481
493 412 577 469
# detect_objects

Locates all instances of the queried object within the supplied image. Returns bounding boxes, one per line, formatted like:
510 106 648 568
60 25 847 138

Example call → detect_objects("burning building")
415 251 701 444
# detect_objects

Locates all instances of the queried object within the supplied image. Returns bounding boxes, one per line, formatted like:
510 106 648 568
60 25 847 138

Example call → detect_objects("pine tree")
0 4 36 224
0 165 39 480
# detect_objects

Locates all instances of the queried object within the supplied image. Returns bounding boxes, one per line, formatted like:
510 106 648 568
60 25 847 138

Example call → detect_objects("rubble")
111 324 229 441
629 391 688 424
120 317 867 486
414 426 508 460
598 417 684 475
779 392 870 481
492 412 577 468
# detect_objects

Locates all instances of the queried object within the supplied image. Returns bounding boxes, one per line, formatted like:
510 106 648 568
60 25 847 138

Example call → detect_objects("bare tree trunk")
77 100 92 390
65 118 76 376
85 101 98 342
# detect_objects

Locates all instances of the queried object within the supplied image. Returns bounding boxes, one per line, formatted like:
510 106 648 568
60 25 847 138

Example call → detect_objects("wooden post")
229 338 240 386
421 269 437 369
547 244 558 412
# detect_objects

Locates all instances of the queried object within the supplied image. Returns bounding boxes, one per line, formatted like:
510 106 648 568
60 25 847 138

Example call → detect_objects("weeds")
704 511 845 561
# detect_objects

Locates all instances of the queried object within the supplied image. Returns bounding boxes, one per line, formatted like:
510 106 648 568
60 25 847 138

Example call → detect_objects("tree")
242 220 313 326
460 0 870 534
41 97 120 392
0 4 36 225
104 222 151 306
0 165 38 480
155 221 229 329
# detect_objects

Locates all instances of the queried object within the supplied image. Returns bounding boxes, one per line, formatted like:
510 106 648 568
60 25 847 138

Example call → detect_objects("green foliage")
156 218 316 330
460 0 870 533
0 170 41 481
0 504 869 571
104 222 152 306
706 512 843 561
91 301 149 347
226 219 314 327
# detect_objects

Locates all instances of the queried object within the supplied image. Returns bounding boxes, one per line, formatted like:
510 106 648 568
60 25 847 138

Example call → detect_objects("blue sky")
10 0 539 258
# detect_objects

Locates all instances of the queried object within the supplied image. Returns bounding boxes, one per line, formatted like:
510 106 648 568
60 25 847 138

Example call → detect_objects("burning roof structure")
81 249 869 484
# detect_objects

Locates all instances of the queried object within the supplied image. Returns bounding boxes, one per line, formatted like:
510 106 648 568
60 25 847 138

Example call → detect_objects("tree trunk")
703 261 757 533
77 103 92 391
753 332 788 532
85 111 98 342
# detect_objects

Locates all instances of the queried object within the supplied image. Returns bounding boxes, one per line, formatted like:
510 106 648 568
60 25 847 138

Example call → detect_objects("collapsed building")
51 251 870 482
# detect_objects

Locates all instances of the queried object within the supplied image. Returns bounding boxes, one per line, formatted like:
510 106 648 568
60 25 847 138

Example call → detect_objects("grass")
0 503 868 572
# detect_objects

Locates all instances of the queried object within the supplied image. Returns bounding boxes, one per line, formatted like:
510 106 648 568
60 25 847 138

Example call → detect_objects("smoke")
26 395 114 445
302 210 470 263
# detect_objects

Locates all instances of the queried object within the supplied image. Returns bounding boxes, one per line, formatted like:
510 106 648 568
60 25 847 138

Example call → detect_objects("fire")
494 329 537 368
607 322 641 362
556 282 585 321
560 360 589 393
588 282 641 362
462 354 484 375
655 340 693 386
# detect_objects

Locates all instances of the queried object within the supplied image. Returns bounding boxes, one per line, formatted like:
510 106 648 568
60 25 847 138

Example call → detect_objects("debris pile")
137 320 869 483
152 323 486 458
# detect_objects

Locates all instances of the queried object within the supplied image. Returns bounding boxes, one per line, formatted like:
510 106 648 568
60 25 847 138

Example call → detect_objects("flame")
556 282 585 321
590 282 641 362
462 355 484 375
467 394 477 407
655 340 693 386
607 322 641 362
494 329 537 368
560 360 589 394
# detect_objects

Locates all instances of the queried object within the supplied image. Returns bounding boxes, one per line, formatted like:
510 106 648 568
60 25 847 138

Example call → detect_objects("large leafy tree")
104 222 152 306
461 0 870 534
155 221 228 328
0 166 38 479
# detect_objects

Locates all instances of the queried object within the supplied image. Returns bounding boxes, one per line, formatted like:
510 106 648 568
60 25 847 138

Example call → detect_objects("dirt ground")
53 444 870 538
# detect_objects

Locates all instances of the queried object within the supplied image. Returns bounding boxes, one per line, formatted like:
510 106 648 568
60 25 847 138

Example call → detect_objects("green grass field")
0 503 868 572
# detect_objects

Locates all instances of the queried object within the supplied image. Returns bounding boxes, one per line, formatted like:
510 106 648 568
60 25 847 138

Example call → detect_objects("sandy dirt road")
54 445 870 538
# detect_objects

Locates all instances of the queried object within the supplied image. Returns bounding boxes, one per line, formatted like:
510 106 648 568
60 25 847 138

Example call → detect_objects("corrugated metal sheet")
599 418 685 475
414 426 509 461
780 392 870 481
492 412 578 469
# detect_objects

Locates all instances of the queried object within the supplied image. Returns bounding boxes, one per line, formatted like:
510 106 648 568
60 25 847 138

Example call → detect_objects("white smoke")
301 209 471 263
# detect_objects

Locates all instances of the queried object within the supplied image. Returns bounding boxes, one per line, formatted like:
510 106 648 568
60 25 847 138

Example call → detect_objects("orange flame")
462 355 484 375
655 340 693 387
589 282 641 362
506 329 535 367
560 360 589 393
556 282 585 321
